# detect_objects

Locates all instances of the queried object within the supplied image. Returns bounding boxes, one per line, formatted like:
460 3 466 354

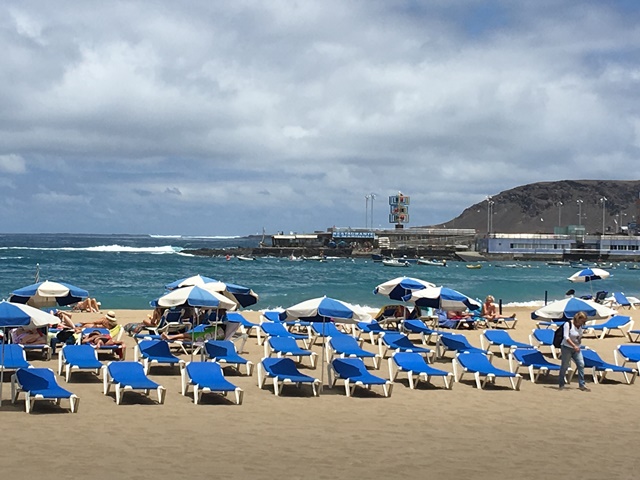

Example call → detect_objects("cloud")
1 1 639 234
0 154 26 173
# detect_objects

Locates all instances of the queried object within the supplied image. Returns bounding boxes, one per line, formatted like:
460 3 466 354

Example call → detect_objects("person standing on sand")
559 311 590 391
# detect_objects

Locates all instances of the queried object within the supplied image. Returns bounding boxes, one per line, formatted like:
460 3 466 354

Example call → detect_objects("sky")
1 0 639 236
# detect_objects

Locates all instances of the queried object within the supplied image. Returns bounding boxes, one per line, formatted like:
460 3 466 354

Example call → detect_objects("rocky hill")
432 180 640 234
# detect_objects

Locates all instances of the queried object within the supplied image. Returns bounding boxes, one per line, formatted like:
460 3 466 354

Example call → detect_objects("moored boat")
382 259 410 267
237 255 256 261
417 258 447 267
466 264 482 269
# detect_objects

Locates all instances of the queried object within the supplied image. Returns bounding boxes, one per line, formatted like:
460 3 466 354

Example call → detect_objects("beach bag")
553 322 569 348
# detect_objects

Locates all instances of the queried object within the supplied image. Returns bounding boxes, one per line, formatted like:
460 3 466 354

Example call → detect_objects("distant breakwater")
182 246 356 258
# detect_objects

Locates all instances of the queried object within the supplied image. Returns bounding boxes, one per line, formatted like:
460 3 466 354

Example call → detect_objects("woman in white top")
559 311 589 391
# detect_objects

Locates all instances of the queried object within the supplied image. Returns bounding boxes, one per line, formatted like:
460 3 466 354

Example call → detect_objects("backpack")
552 322 569 348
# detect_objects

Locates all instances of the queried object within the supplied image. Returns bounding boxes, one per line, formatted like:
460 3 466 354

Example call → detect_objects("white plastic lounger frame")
388 356 453 390
11 369 79 413
453 355 522 391
179 364 244 405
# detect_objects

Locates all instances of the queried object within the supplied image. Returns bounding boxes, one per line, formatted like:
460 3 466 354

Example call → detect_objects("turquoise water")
1 234 638 310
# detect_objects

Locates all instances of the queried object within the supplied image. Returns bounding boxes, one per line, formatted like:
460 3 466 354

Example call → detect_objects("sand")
1 306 638 480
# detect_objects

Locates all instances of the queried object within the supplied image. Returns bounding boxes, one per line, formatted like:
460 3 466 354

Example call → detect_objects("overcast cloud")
1 0 639 235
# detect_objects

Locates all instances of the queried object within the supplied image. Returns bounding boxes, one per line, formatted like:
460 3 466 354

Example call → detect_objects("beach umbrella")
531 297 615 321
154 286 238 311
568 268 610 283
0 301 60 405
373 276 436 301
284 296 372 390
402 286 482 312
165 274 259 308
9 280 89 308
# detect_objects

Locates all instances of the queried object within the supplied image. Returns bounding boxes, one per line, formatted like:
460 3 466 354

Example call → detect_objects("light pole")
365 195 370 229
486 196 495 234
370 193 376 230
557 201 563 227
600 197 607 234
577 199 583 226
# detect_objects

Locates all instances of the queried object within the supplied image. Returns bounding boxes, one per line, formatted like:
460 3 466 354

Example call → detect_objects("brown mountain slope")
432 180 640 234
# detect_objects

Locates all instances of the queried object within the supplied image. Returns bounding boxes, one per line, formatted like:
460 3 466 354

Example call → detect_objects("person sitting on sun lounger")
482 295 516 323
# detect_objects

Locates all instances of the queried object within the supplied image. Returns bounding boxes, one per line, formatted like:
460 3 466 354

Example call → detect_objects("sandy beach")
2 306 638 480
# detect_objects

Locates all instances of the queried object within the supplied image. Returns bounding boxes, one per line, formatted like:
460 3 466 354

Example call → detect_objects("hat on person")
106 311 117 322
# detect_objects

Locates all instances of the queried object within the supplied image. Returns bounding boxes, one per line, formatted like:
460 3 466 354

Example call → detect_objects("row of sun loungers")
4 310 640 413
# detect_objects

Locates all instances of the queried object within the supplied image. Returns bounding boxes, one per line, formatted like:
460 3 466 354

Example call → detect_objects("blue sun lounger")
11 367 79 413
582 349 637 385
266 336 318 368
180 362 244 405
355 320 387 345
308 322 348 345
57 344 105 382
103 361 166 405
328 334 381 369
1 344 31 370
258 321 309 348
480 330 534 359
529 328 559 359
401 319 439 345
453 352 522 390
134 340 185 374
436 333 491 359
378 331 433 360
226 311 259 338
584 315 634 340
329 358 393 397
203 340 254 375
509 348 572 383
614 344 640 371
257 357 321 397
389 352 453 389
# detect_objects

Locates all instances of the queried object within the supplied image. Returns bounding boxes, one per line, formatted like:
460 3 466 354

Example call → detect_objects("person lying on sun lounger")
72 297 101 313
11 326 47 345
124 307 165 336
81 330 126 360
77 311 118 330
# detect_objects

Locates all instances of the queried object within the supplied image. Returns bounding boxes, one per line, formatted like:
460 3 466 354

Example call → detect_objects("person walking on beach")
559 311 590 391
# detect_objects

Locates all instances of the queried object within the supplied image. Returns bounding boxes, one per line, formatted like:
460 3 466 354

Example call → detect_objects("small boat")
237 255 256 261
466 264 482 269
547 261 571 266
417 259 447 267
627 264 640 270
305 256 326 262
382 259 410 267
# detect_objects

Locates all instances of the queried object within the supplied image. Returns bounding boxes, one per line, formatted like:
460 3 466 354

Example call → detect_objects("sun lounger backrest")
440 333 473 351
269 336 300 351
1 344 30 368
139 340 172 357
457 352 492 370
329 334 359 351
16 367 56 389
484 330 511 344
262 357 300 376
204 340 235 358
332 358 367 377
532 329 554 345
187 361 224 381
512 348 547 365
393 352 426 370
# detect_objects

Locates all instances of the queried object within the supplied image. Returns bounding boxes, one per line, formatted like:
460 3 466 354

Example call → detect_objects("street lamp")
370 193 376 230
600 197 607 234
557 201 563 227
364 195 370 229
576 199 583 226
486 196 495 234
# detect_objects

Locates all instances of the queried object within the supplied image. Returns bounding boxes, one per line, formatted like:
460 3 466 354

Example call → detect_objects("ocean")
0 233 637 311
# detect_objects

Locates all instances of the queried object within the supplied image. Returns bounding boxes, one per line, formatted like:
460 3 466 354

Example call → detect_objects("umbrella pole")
320 318 327 393
0 328 5 406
